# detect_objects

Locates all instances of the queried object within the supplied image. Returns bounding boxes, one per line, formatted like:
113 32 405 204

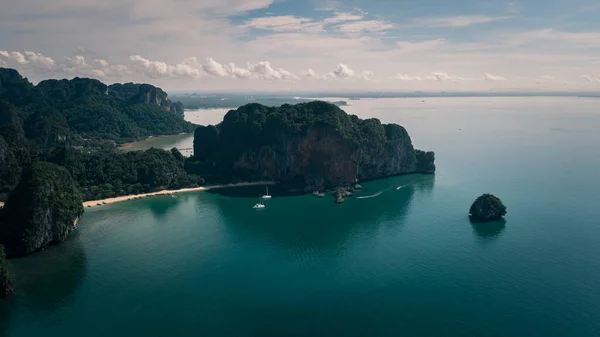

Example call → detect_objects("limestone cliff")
0 162 84 257
191 101 435 191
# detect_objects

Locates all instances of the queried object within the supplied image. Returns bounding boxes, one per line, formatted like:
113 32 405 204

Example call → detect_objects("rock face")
0 245 13 299
192 102 435 192
108 83 185 117
0 162 84 257
469 194 507 222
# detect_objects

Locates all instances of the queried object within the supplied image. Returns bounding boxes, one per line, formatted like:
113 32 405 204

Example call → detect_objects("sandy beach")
83 181 275 208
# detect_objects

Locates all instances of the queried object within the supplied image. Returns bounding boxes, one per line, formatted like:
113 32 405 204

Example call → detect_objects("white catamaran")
261 186 272 199
253 195 265 209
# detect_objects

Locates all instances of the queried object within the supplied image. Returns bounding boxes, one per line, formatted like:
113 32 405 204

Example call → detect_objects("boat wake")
357 191 383 199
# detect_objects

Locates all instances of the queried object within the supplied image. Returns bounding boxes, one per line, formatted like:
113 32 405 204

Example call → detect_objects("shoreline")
83 181 275 208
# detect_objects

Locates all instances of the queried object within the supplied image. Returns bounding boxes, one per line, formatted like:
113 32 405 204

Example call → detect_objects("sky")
1 0 600 92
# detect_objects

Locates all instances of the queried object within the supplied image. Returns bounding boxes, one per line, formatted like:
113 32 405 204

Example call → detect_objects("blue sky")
1 0 599 91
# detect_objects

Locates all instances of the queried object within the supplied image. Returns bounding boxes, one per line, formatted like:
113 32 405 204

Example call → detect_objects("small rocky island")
0 162 84 257
189 101 435 192
469 194 507 222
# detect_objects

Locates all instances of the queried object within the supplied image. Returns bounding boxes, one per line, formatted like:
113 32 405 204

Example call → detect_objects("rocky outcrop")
191 102 435 192
469 194 507 222
0 162 84 257
0 245 13 299
108 83 185 118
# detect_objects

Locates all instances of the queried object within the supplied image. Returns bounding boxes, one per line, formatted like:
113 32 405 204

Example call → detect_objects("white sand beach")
83 181 275 208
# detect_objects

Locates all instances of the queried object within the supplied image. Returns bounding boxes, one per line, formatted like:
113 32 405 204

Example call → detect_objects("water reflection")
0 298 11 337
146 196 181 219
207 175 434 255
8 233 87 314
470 219 507 240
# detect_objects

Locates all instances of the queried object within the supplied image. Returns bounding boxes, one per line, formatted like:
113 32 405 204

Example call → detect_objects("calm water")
120 108 231 156
2 97 600 337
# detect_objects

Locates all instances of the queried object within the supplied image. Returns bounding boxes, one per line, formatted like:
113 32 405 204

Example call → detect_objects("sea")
1 97 599 337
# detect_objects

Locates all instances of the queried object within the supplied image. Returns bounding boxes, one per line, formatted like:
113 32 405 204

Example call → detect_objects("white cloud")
241 15 323 32
541 75 555 80
396 39 446 53
129 55 200 78
323 12 364 25
202 57 229 77
414 15 502 27
335 20 393 34
303 69 320 79
393 72 484 82
328 63 355 78
514 29 600 45
358 70 374 80
581 75 600 83
394 74 423 81
484 73 506 81
0 50 56 70
248 61 299 80
61 55 129 79
224 63 253 79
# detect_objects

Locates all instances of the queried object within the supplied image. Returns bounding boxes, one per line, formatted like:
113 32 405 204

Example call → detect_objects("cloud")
0 50 56 69
358 70 374 80
335 20 393 34
394 74 423 81
241 15 323 32
248 61 299 80
514 29 600 45
484 73 506 81
202 57 229 77
540 75 555 80
393 72 485 82
224 63 253 79
201 57 299 80
129 55 200 78
303 69 320 79
581 75 600 83
323 12 364 24
396 39 446 53
328 63 355 78
61 55 129 78
413 15 502 27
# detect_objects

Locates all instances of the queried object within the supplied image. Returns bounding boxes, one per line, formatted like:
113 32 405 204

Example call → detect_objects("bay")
2 97 600 337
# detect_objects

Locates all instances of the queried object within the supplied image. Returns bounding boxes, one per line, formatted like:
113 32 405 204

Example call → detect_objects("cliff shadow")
145 195 181 219
206 184 302 199
204 175 428 256
7 232 87 314
470 218 507 241
0 297 11 337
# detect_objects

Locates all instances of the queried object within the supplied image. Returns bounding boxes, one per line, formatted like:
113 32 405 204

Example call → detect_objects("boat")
261 186 272 199
253 196 265 209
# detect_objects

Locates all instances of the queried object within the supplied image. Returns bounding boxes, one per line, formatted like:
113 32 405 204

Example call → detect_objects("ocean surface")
2 97 600 337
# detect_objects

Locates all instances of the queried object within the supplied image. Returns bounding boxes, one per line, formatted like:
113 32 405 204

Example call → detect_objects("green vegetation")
415 150 436 174
190 101 435 189
469 194 507 222
0 68 204 203
171 94 347 109
0 162 84 257
0 245 14 299
49 146 204 201
0 68 194 145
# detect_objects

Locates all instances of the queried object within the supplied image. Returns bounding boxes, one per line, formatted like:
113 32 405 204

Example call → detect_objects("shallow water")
2 97 600 337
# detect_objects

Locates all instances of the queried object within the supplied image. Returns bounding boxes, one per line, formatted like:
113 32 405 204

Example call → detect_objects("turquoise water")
2 97 600 336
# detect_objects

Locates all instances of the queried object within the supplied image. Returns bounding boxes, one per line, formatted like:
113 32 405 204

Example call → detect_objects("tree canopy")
469 194 507 222
0 162 84 257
